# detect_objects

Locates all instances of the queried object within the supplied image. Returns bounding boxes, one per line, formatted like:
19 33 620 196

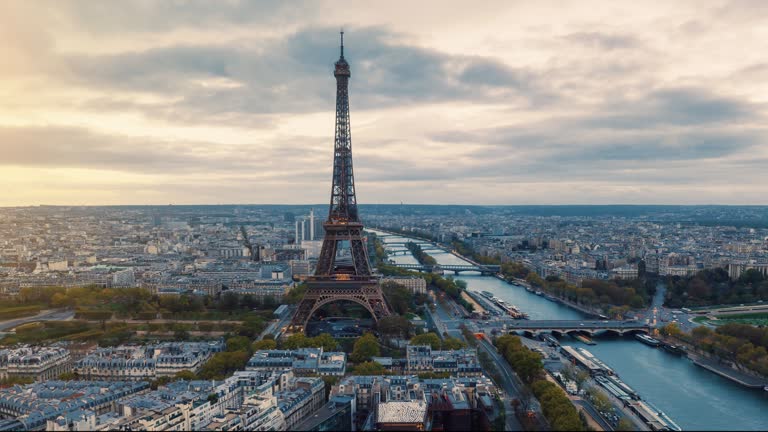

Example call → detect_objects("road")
634 282 700 333
426 293 464 340
573 398 613 431
260 307 295 339
0 308 75 331
477 338 525 431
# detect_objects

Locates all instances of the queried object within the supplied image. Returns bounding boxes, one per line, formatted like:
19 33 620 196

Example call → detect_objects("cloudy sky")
2 0 767 206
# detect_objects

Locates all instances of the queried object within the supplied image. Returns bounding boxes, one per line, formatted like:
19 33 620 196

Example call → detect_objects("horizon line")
3 203 768 208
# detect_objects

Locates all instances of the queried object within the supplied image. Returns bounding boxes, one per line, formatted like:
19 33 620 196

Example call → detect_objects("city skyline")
2 1 768 206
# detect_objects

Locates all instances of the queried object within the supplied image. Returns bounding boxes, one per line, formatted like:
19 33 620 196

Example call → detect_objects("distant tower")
290 32 391 332
309 208 315 241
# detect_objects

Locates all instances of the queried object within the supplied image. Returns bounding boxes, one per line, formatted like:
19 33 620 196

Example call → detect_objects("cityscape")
2 1 768 431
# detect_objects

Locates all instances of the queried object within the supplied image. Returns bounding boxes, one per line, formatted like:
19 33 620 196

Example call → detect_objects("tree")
173 329 190 340
352 361 388 375
58 372 77 381
175 370 197 381
526 272 545 288
351 333 380 363
381 282 411 315
284 284 307 304
377 315 413 339
739 269 766 285
218 292 241 311
238 316 266 338
311 333 339 351
198 351 250 380
282 333 309 349
226 336 253 353
659 323 682 338
442 337 467 350
410 332 442 349
617 417 635 431
252 339 277 351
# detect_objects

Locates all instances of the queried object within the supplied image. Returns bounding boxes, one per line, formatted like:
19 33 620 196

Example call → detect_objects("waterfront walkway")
690 354 768 389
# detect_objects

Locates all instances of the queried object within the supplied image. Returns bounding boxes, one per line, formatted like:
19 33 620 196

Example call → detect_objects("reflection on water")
373 230 768 431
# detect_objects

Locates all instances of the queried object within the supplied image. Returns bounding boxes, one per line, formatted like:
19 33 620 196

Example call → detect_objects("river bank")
373 229 768 430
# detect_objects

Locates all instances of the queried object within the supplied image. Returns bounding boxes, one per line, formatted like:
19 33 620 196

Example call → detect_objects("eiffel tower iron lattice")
290 32 391 332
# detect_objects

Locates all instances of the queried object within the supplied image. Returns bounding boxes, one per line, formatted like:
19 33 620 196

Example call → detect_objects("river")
372 230 768 431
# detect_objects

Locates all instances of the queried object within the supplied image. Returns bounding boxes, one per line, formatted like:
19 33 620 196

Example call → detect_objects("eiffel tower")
290 32 391 333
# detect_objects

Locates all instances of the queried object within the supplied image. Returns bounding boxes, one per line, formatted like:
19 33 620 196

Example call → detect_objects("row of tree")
665 267 768 307
406 242 438 266
410 332 466 350
662 323 768 376
524 272 652 313
13 285 279 319
495 335 584 431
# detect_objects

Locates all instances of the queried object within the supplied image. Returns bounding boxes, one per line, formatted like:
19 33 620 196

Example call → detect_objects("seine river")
372 231 768 431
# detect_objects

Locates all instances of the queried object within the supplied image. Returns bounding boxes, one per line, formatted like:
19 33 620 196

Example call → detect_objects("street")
0 308 75 332
477 338 525 431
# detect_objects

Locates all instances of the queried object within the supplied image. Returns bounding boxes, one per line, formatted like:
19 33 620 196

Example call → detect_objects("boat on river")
535 290 543 296
661 343 686 356
574 334 597 345
635 333 661 347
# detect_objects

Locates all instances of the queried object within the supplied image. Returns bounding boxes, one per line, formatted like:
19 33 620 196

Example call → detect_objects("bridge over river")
501 319 651 336
392 263 501 275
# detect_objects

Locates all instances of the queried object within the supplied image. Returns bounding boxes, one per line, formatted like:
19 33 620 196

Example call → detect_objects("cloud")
56 0 307 33
564 32 641 50
0 125 330 178
56 26 552 126
2 1 768 205
586 88 758 129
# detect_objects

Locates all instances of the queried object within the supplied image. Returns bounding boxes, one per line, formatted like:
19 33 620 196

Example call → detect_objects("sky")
1 0 767 206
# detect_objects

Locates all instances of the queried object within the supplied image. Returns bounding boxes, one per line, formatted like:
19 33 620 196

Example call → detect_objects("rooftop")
377 400 428 425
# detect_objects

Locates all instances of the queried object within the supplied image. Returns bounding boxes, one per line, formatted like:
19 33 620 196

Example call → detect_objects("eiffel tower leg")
288 283 391 335
289 296 317 332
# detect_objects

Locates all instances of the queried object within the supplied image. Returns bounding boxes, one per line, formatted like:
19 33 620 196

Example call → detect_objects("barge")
635 333 661 347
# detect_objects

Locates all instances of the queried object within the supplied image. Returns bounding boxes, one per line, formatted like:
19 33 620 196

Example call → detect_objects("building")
246 348 347 376
727 261 768 280
295 209 325 244
239 393 286 431
0 346 72 382
293 394 355 432
376 400 428 431
610 265 638 280
74 340 224 380
329 375 496 431
380 276 427 295
0 381 149 430
405 345 482 376
111 269 136 288
276 377 325 429
289 260 311 279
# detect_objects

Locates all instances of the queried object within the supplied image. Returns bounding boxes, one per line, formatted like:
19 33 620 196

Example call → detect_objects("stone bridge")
392 263 501 275
502 320 650 337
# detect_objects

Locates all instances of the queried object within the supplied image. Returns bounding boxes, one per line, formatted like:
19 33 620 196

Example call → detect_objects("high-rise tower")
290 32 391 332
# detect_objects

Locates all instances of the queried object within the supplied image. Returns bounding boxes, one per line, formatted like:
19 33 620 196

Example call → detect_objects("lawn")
693 312 768 327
